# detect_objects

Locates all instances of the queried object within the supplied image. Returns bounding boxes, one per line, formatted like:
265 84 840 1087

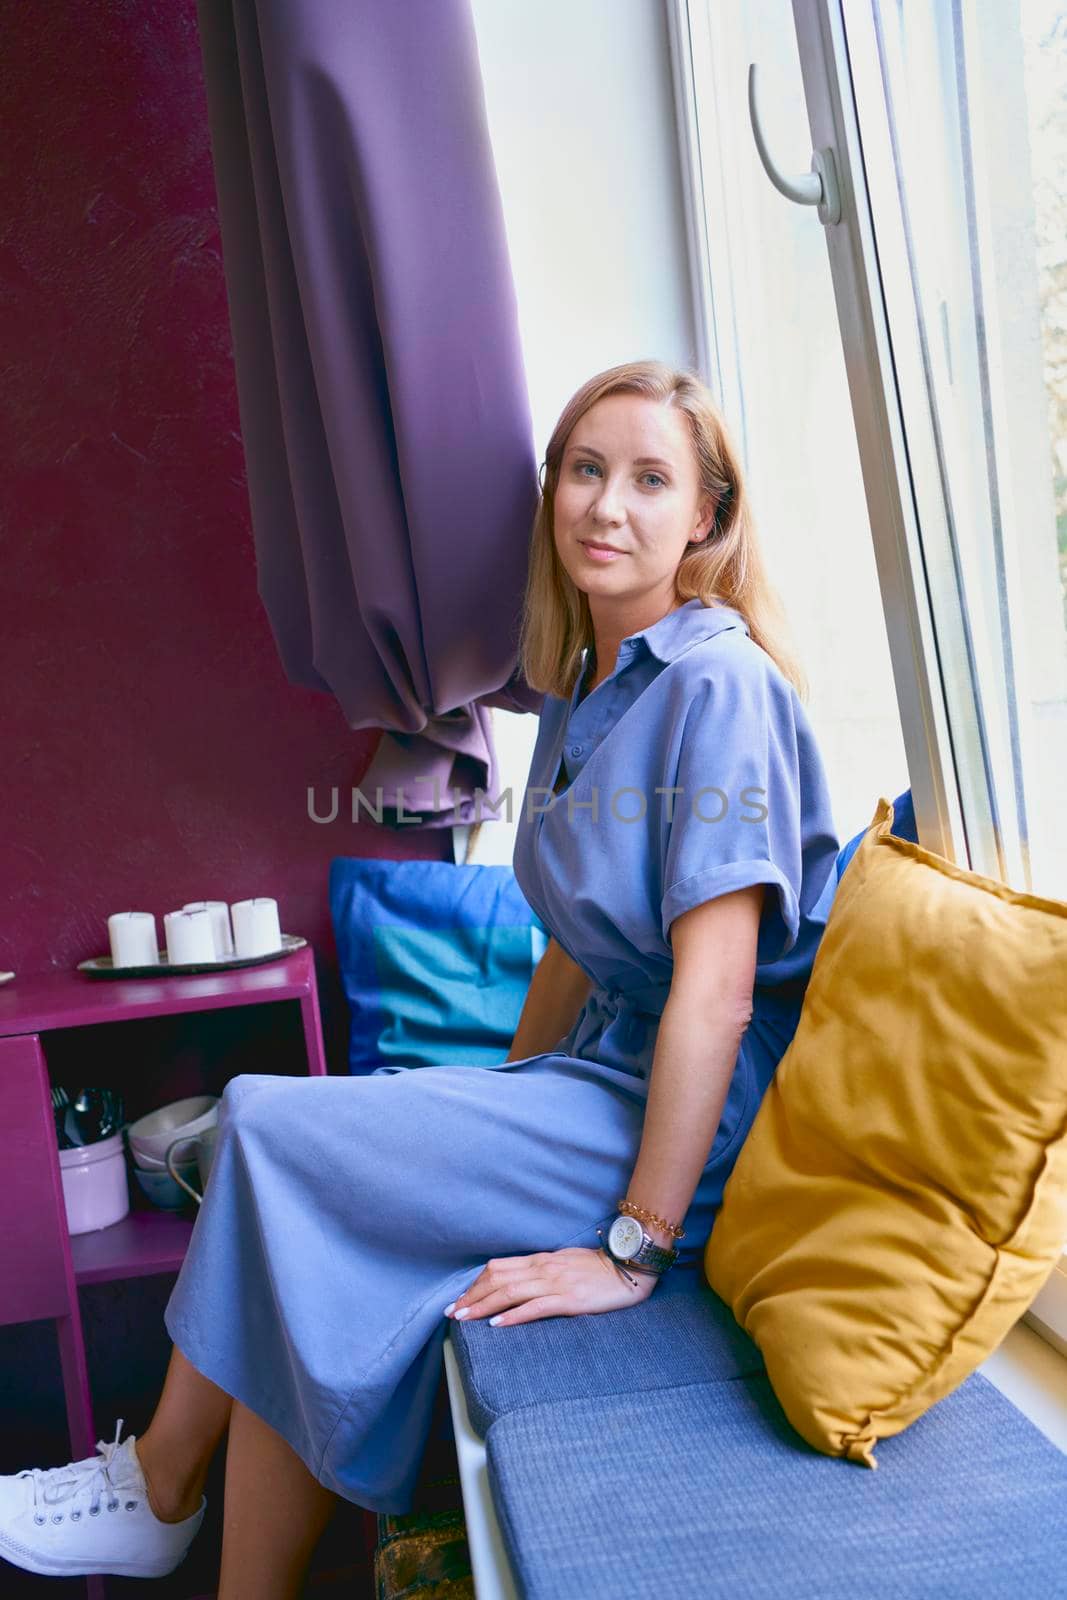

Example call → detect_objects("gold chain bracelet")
617 1196 685 1241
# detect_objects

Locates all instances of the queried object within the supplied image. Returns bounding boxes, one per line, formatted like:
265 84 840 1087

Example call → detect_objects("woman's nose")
593 480 626 521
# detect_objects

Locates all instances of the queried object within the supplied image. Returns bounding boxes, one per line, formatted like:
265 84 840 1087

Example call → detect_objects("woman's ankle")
133 1435 205 1524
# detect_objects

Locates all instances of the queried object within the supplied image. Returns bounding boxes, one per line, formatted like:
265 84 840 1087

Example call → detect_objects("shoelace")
18 1420 141 1524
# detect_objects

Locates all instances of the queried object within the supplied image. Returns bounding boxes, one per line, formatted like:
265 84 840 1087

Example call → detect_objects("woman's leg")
136 1344 338 1596
135 1345 233 1522
217 1398 339 1600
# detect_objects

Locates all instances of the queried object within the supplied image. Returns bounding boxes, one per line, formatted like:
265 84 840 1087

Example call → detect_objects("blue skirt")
163 1014 778 1513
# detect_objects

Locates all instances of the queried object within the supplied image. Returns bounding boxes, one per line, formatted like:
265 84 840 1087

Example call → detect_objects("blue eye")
575 462 666 488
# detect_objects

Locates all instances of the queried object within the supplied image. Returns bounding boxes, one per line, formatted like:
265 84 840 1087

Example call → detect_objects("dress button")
570 745 581 757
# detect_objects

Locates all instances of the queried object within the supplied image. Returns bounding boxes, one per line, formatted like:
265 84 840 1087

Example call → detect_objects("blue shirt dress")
163 598 840 1514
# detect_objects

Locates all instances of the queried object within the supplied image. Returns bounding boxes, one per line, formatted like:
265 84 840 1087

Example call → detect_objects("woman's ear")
692 497 717 541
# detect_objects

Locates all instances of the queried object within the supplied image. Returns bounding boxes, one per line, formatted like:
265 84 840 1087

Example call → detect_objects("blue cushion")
449 1263 763 1436
836 787 917 881
486 1367 1067 1599
329 858 548 1076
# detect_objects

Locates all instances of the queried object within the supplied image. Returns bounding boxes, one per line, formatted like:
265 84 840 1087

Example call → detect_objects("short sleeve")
660 649 804 964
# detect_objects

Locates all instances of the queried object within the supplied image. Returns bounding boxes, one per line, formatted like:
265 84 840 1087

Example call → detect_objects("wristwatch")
601 1212 679 1275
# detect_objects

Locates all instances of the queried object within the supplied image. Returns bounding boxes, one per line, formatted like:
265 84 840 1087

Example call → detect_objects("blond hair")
517 359 807 702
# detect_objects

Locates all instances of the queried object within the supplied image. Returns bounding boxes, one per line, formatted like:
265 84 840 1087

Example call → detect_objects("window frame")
666 0 1067 1351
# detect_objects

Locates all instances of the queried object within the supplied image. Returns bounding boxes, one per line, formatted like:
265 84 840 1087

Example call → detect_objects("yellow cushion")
704 795 1067 1469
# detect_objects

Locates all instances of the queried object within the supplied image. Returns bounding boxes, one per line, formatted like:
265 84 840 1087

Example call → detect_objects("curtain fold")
195 0 543 827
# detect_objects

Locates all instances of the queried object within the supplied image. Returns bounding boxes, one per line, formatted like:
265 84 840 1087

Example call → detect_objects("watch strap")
629 1237 678 1272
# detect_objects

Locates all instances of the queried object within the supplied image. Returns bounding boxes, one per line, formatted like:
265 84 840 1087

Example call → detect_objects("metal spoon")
64 1087 124 1147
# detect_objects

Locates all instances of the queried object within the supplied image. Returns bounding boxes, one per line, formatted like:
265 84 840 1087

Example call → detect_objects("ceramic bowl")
126 1095 219 1168
133 1162 198 1210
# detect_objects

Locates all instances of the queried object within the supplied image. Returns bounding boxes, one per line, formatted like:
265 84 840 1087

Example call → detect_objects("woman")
0 360 840 1595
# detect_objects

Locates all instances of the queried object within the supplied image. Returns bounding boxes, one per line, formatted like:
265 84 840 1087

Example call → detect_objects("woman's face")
552 393 713 608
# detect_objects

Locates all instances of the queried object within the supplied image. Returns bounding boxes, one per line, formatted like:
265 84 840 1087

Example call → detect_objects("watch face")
608 1215 644 1259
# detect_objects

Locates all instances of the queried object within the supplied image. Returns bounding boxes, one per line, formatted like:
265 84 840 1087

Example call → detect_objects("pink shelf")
0 945 318 1037
70 1207 195 1286
1 944 329 1503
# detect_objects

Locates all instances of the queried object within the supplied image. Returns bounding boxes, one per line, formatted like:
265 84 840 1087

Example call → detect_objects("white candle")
182 901 234 958
231 897 282 958
108 912 160 968
164 908 217 965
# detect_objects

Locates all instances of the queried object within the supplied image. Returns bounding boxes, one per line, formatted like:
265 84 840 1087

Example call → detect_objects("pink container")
58 1132 130 1234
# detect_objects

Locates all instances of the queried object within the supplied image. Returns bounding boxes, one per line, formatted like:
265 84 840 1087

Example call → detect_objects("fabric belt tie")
589 983 670 1020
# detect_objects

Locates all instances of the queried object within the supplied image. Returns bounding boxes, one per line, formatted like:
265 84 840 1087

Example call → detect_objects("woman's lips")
581 542 623 562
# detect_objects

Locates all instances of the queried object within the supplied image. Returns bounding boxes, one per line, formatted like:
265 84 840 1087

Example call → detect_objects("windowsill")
979 1307 1067 1455
443 1334 519 1600
443 1299 1067 1599
1024 1249 1067 1360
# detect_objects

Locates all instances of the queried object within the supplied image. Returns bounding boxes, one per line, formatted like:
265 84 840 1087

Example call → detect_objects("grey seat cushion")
449 1263 763 1437
486 1369 1067 1599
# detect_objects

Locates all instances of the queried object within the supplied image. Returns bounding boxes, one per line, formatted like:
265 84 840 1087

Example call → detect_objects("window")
670 0 1067 1342
839 0 1067 897
668 0 909 845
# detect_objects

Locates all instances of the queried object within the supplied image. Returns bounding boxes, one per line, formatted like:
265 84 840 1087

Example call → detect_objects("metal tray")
77 933 307 978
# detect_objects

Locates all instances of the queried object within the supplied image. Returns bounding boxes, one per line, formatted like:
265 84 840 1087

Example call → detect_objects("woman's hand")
444 1245 658 1328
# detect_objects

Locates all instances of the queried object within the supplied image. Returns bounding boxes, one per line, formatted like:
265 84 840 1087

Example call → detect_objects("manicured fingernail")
488 1315 503 1325
443 1302 456 1316
453 1307 470 1319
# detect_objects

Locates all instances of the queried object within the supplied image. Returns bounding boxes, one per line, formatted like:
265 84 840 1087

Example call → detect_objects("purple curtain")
195 0 543 827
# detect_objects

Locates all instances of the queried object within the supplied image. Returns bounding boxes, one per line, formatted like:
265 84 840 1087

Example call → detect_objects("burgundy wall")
0 2 450 1063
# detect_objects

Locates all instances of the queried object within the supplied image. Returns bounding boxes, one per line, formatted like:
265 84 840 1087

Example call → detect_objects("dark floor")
1 1272 465 1598
0 1505 376 1600
0 1450 377 1600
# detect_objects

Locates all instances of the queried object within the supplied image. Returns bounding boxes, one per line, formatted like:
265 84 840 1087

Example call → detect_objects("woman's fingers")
443 1247 656 1328
444 1248 614 1323
448 1280 569 1326
446 1250 577 1319
487 1295 566 1326
448 1265 549 1320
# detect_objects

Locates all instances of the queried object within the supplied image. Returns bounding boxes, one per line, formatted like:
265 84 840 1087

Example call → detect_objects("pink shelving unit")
0 946 328 1598
0 944 327 1040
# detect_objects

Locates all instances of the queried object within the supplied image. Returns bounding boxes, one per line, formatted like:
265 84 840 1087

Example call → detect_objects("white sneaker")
0 1420 206 1579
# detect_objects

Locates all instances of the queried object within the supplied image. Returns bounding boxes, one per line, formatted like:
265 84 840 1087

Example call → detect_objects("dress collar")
629 597 749 662
568 600 749 711
581 598 749 674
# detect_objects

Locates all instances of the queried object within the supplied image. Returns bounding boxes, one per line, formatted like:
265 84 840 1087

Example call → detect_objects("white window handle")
747 63 842 225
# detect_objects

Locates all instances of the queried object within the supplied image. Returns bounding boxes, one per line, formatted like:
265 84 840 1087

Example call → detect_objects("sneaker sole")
0 1529 193 1579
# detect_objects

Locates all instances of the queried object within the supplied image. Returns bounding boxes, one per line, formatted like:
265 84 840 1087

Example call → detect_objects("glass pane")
848 0 1067 895
688 0 909 846
1022 1 1067 896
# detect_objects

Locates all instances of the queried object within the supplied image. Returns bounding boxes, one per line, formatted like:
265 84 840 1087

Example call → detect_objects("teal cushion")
329 859 548 1075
